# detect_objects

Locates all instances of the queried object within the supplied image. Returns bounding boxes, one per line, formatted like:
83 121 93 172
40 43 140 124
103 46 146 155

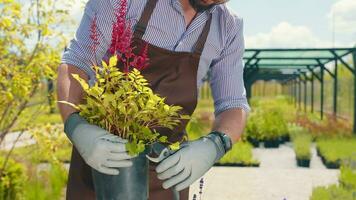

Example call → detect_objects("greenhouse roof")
243 47 356 72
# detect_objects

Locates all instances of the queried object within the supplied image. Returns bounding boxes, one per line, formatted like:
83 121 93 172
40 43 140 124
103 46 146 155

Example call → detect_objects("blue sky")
227 0 356 48
69 0 356 48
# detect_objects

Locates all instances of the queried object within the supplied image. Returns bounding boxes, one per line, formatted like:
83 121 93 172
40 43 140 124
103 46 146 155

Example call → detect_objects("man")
57 0 250 199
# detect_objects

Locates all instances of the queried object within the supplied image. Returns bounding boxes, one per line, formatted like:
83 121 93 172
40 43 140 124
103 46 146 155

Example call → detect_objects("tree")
0 0 73 172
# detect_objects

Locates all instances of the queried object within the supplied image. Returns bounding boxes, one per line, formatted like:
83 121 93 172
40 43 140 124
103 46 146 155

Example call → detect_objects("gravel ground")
188 142 339 200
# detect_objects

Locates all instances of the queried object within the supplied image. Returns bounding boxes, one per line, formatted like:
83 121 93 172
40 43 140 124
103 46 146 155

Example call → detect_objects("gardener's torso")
66 0 214 199
84 0 238 89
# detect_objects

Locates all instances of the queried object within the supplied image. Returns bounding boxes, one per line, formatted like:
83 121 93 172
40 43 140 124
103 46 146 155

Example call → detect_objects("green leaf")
125 140 145 155
109 55 118 68
180 115 191 120
169 142 180 150
71 73 89 90
158 136 168 143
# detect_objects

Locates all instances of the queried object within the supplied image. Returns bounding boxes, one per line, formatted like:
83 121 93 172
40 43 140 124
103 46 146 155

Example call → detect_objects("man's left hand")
155 134 226 191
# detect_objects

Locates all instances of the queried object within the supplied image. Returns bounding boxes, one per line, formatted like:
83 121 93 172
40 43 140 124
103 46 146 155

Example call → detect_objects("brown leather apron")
66 0 212 199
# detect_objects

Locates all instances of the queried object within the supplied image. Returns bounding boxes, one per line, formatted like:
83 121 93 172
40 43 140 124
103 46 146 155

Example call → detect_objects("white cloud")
328 0 356 34
245 22 333 48
69 1 87 21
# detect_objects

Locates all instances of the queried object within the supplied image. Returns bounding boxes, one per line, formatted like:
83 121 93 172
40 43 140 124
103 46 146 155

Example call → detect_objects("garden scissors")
146 142 180 200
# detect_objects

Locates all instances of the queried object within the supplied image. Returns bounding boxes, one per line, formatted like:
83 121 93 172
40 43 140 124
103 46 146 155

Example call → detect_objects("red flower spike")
109 0 127 55
90 13 100 65
105 0 151 73
131 42 149 71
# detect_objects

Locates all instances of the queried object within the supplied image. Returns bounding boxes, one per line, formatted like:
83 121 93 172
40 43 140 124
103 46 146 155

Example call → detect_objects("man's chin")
189 0 215 12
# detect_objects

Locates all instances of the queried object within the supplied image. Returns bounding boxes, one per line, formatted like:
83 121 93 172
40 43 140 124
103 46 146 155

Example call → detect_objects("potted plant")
260 107 287 148
293 134 312 167
244 110 261 147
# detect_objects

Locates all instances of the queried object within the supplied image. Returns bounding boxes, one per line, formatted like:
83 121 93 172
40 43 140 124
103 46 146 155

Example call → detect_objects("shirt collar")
171 0 218 14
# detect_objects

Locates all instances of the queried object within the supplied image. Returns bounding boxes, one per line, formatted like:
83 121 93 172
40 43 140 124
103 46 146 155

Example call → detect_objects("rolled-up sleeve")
209 16 251 117
61 0 115 87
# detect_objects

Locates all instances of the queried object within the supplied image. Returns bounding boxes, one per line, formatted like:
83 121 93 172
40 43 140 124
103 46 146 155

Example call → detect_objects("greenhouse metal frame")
243 47 356 133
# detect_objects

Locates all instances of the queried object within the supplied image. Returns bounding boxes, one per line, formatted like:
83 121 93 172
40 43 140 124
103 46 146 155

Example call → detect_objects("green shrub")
244 110 263 141
310 155 356 200
3 143 71 164
23 163 67 200
293 133 312 160
244 97 291 142
258 106 288 140
288 123 307 139
218 141 259 166
316 138 356 167
0 157 26 200
339 158 356 190
310 184 355 200
186 116 209 140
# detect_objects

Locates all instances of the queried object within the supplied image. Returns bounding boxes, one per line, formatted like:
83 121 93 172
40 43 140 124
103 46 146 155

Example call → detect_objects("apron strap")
133 0 159 39
133 0 212 55
193 13 212 55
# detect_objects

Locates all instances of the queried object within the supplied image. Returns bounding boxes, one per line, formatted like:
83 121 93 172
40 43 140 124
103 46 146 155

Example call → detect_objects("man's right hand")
64 112 136 175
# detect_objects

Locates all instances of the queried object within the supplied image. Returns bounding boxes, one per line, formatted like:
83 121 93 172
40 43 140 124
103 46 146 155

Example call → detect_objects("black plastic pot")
263 139 280 148
296 158 310 167
91 146 151 200
279 135 290 144
247 137 260 148
319 155 340 169
214 162 260 167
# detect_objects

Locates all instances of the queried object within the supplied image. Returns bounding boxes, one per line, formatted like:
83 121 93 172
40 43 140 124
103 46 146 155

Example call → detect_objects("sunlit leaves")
169 142 180 151
0 0 73 136
29 123 71 165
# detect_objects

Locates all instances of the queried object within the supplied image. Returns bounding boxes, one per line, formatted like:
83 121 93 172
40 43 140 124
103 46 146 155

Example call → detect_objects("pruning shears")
146 142 180 200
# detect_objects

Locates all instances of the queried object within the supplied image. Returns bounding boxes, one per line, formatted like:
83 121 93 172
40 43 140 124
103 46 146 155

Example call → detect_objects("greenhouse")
244 47 356 132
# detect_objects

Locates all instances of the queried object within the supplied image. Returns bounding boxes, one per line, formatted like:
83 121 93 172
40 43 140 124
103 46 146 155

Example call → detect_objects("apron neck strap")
193 13 212 55
133 0 158 39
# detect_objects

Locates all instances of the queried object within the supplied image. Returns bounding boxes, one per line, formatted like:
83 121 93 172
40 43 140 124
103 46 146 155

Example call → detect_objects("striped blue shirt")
61 0 251 116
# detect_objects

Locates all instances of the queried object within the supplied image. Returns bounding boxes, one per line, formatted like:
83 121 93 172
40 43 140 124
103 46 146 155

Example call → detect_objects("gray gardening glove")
64 112 136 175
155 133 228 191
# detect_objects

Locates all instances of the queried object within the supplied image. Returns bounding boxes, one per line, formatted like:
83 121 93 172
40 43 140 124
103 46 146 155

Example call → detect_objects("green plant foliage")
316 138 356 167
288 123 312 160
288 123 307 139
23 163 67 200
0 0 73 146
339 157 356 190
293 135 312 160
58 56 190 155
218 141 260 166
259 106 288 140
185 116 206 140
310 155 356 200
244 97 292 142
0 123 69 200
310 184 355 200
244 110 262 141
0 157 26 200
28 123 72 164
